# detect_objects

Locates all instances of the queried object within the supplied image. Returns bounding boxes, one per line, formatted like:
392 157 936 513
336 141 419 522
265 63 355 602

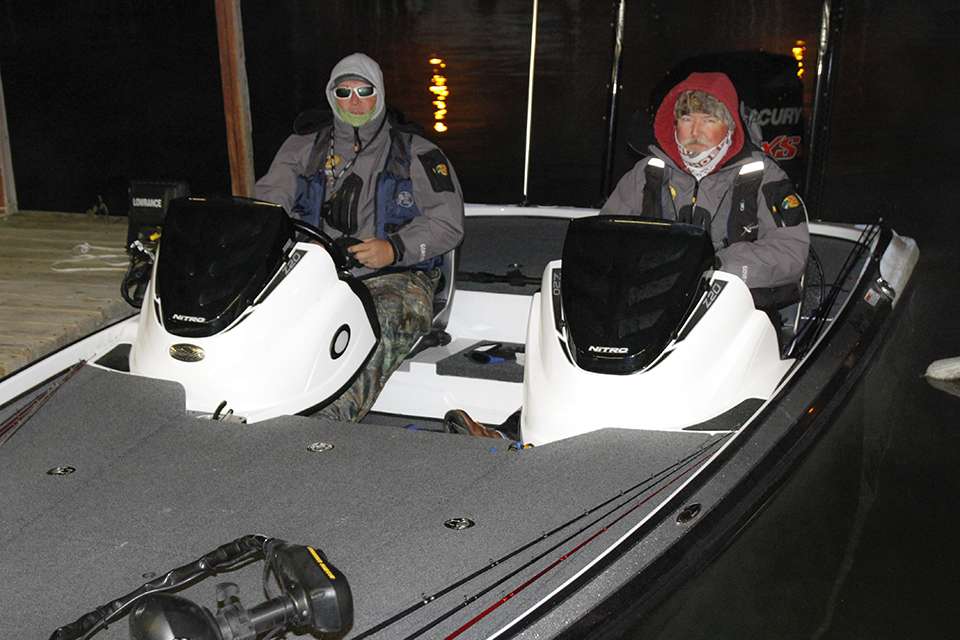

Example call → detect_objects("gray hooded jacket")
255 53 464 275
601 72 808 290
601 148 809 289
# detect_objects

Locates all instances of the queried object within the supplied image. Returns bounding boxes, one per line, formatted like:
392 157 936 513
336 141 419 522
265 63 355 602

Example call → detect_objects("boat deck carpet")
0 365 724 639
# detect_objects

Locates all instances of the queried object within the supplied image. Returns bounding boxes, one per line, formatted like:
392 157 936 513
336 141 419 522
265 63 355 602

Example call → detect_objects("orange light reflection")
792 40 807 79
428 56 451 132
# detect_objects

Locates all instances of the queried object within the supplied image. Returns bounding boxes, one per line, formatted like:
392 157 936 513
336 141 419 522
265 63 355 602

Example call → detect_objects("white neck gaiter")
677 129 732 181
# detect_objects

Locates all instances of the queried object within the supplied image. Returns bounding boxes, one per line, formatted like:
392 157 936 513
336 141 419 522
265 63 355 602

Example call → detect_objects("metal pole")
521 0 539 204
804 0 846 213
0 64 17 216
214 0 255 197
601 0 627 199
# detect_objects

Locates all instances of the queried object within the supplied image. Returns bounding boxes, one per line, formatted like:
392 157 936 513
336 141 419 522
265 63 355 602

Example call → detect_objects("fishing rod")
787 222 881 357
353 433 729 639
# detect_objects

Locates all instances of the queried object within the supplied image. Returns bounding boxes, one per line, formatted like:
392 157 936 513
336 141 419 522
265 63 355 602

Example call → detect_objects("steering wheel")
290 218 360 271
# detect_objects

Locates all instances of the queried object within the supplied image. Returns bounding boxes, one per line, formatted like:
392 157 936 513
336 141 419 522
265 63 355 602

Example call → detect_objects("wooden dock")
0 211 132 377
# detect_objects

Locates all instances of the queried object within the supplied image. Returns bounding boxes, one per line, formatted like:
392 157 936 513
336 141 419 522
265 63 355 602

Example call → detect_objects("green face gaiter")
336 104 375 128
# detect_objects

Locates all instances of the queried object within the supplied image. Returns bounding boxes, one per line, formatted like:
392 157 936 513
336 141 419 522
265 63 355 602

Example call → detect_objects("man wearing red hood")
601 72 809 295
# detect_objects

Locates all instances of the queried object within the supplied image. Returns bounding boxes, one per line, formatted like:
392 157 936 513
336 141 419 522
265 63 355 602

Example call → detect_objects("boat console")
522 216 794 444
129 197 379 421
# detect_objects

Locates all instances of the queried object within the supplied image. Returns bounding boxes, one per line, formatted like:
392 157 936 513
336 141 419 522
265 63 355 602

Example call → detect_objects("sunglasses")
334 85 377 99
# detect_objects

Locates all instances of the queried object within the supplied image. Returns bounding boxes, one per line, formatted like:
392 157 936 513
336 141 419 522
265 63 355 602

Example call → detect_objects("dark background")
8 0 956 213
2 1 959 637
2 1 957 213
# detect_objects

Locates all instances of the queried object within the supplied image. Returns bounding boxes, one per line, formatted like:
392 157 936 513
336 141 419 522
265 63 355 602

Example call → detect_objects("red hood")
653 72 744 174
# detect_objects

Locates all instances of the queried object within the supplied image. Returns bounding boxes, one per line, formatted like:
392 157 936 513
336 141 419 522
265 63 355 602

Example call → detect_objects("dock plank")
0 211 134 377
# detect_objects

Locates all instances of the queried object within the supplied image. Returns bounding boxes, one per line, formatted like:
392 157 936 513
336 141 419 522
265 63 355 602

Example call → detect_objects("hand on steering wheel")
291 218 357 270
347 238 395 269
289 220 395 271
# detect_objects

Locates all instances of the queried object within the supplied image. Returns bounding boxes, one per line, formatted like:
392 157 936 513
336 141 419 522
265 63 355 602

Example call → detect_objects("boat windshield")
561 216 715 374
156 198 293 338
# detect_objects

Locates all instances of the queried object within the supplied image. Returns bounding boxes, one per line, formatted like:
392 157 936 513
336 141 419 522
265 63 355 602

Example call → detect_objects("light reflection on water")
428 56 449 134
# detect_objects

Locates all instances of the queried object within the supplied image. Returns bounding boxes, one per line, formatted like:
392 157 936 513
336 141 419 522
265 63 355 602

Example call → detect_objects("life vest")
641 157 766 245
642 157 804 311
292 125 442 271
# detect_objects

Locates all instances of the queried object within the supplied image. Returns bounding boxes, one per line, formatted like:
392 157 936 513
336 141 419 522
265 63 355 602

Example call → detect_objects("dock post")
214 0 255 197
0 64 17 217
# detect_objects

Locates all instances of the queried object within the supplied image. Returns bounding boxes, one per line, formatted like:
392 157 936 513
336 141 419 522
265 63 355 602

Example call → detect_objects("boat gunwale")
501 224 906 638
0 312 137 413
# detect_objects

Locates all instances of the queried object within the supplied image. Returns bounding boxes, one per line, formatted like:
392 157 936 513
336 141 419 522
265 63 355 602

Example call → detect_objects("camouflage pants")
318 269 440 422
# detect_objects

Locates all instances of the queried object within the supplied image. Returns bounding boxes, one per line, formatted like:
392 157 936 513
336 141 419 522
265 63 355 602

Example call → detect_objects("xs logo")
762 135 801 161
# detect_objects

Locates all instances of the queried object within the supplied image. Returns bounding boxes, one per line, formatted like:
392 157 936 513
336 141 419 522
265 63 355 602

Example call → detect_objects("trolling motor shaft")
214 587 299 639
128 589 297 640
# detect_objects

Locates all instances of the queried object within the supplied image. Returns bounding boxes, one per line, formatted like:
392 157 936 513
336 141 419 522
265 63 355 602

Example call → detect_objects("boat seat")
758 244 821 357
430 245 458 330
751 278 805 358
407 245 458 357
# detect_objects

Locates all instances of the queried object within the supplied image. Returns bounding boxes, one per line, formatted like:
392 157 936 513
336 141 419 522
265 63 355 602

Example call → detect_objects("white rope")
50 241 128 272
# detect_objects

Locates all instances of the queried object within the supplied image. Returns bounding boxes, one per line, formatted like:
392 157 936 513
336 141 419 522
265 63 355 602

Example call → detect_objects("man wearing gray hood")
255 52 465 422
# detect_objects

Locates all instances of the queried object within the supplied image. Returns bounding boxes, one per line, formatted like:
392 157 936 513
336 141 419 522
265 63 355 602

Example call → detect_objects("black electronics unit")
126 179 189 247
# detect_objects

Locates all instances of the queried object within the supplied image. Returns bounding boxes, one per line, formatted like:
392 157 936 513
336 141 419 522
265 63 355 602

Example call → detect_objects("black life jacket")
642 157 803 312
641 157 766 245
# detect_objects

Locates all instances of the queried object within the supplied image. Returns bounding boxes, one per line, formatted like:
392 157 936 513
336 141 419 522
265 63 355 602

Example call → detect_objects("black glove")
323 173 362 235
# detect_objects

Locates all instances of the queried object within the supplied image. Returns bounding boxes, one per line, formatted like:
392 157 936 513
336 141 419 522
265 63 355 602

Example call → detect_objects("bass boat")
0 197 918 639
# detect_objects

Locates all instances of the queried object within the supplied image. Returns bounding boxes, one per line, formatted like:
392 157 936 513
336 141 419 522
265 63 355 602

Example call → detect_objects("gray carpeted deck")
0 366 720 639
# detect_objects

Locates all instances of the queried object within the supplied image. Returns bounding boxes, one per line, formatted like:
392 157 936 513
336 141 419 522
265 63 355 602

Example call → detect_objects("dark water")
2 1 960 637
811 176 960 639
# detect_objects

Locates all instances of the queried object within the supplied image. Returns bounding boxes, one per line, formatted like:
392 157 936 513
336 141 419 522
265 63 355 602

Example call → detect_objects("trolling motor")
49 536 352 640
121 233 158 308
121 180 189 308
